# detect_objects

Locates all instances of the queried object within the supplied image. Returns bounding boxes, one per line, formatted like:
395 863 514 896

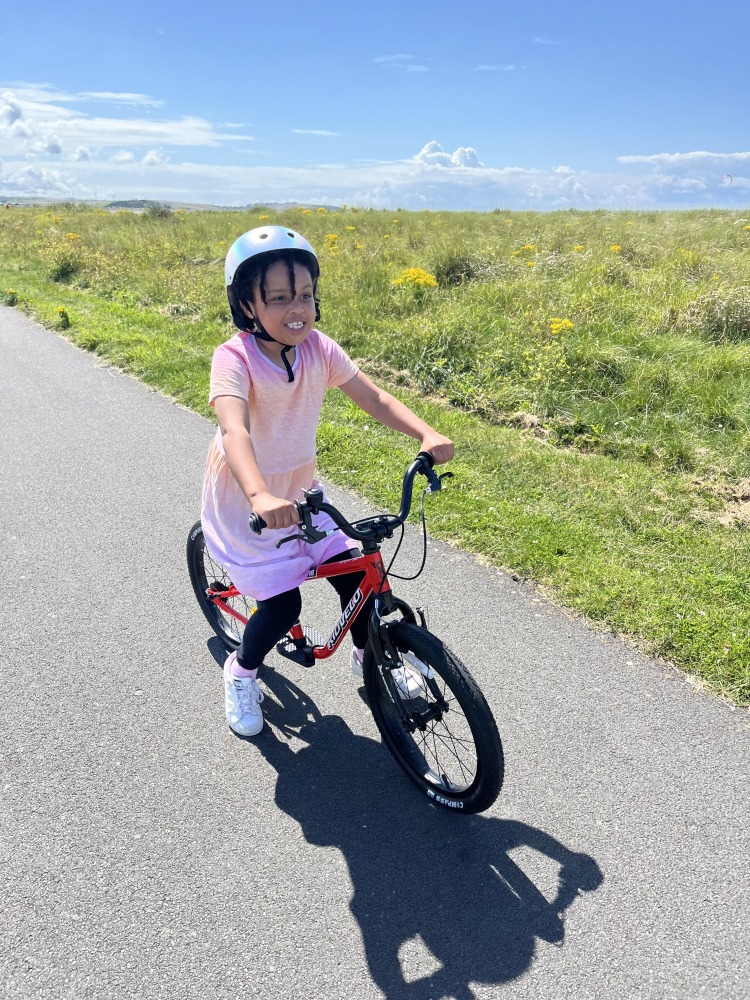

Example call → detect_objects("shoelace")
233 678 263 710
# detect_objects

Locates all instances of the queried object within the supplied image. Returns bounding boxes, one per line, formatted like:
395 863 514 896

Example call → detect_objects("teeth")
287 322 304 330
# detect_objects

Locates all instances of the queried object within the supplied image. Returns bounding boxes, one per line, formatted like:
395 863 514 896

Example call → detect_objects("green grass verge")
1 204 748 704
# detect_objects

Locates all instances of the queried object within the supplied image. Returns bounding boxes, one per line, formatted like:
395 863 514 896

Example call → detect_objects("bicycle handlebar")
248 451 449 544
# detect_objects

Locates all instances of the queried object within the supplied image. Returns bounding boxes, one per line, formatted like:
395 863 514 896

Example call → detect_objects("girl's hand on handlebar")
249 491 298 530
420 431 454 465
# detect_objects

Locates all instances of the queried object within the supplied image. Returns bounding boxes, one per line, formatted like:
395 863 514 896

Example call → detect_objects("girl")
202 226 453 736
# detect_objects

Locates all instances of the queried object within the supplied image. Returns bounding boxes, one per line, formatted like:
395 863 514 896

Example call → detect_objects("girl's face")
241 260 316 349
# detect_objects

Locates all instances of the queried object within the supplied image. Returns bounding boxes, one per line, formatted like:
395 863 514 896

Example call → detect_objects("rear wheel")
186 521 254 651
364 622 503 815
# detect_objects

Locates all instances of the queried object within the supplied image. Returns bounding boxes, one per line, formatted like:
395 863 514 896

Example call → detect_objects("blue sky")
2 0 749 210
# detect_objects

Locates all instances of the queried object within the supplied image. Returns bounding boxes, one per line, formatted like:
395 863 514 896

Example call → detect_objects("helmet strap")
279 345 295 383
249 313 295 383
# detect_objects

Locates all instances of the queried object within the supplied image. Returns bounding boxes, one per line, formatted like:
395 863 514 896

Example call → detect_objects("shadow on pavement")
241 666 603 1000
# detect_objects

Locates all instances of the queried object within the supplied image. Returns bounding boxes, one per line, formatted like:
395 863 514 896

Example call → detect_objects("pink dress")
201 330 360 600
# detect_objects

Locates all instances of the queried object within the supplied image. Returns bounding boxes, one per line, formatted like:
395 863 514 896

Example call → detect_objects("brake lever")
275 533 306 549
274 501 333 549
424 470 454 493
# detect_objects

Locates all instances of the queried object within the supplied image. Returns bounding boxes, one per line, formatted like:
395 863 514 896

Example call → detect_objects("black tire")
186 520 255 651
363 622 503 815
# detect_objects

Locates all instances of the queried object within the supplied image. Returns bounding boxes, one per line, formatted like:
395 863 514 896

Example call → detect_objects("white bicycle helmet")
225 225 318 286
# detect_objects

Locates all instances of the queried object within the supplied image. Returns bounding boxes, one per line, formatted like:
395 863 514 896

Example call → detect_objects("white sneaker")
391 663 428 700
350 648 364 679
224 652 264 736
351 648 428 700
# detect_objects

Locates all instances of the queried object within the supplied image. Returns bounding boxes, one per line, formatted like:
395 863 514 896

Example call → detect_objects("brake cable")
379 484 431 589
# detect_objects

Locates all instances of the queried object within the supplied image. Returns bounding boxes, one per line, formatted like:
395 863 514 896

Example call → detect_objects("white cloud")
4 146 744 210
0 86 252 160
45 114 249 150
1 93 22 125
2 91 748 211
413 141 483 168
4 163 74 195
77 91 164 107
9 119 35 140
375 54 428 72
4 83 162 109
475 65 516 71
618 150 750 166
292 129 341 137
43 135 62 155
142 149 169 166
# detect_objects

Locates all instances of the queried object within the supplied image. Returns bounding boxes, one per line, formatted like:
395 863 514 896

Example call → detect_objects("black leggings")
237 552 374 671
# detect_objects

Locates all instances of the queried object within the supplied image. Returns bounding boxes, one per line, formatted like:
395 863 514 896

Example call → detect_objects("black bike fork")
367 599 444 727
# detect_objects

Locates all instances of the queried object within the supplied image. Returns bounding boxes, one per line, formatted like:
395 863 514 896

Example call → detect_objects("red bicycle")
187 453 504 814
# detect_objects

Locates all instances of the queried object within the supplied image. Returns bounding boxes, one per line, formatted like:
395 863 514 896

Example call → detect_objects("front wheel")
363 622 503 815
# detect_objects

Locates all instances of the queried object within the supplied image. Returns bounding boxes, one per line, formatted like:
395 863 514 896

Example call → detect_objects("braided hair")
230 249 320 332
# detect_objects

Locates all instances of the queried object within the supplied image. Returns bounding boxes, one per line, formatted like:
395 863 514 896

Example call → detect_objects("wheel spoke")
403 676 479 791
188 522 253 649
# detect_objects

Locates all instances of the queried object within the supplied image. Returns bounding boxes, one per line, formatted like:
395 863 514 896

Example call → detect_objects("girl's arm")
213 395 299 529
339 371 454 464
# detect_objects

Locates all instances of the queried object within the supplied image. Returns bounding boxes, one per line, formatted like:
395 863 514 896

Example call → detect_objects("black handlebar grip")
417 450 435 468
248 513 267 534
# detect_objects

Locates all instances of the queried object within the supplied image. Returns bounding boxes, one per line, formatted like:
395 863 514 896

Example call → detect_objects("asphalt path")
1 305 748 1000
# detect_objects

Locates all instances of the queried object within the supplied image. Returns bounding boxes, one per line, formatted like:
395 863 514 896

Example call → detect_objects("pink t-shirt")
201 330 359 599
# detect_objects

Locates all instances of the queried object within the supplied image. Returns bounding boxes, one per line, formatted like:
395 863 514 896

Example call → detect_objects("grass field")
1 202 749 704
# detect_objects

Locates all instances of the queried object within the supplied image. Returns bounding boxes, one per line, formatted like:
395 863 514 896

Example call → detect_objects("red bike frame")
207 547 391 660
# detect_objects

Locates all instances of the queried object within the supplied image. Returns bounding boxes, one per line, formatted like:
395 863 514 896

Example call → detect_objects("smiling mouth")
286 321 305 331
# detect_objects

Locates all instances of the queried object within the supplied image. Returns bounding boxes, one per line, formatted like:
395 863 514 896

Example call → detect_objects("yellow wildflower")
549 317 574 335
610 244 621 252
323 233 339 255
66 233 80 240
392 267 438 289
258 214 269 221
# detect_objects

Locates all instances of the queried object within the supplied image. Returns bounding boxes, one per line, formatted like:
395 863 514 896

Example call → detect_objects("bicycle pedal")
276 626 326 667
